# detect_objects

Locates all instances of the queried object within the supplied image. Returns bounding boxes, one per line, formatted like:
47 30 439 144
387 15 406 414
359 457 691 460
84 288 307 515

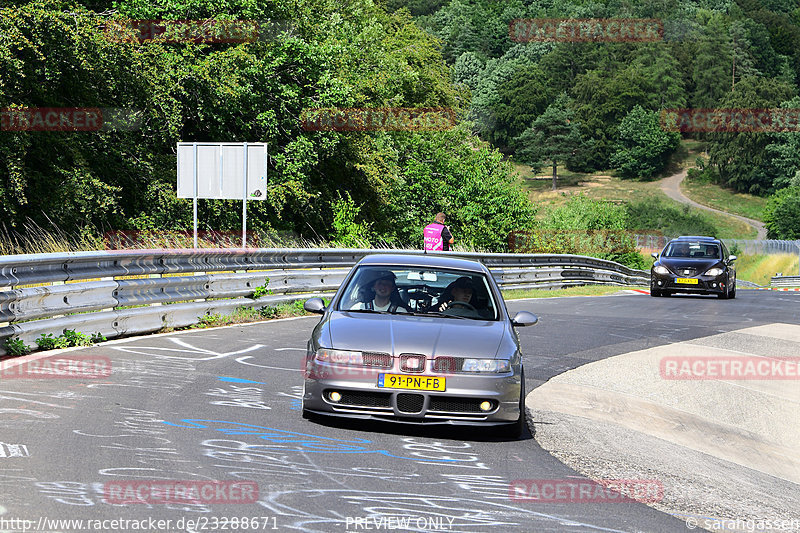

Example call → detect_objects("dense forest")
2 0 800 248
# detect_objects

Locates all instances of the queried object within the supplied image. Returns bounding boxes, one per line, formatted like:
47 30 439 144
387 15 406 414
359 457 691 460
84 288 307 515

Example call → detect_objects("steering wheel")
447 301 476 311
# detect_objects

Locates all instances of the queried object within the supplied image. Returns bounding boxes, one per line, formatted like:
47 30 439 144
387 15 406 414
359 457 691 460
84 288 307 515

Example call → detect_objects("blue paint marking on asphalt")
218 377 266 385
162 419 458 462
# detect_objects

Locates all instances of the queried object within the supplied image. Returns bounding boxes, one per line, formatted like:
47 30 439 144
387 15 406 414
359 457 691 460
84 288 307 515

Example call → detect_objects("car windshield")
664 242 720 259
336 265 499 320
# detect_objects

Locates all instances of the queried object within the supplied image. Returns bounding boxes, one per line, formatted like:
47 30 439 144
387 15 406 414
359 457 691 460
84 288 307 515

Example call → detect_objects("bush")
542 195 629 231
599 251 649 270
36 333 69 350
611 106 681 180
763 186 800 239
331 193 373 248
626 198 718 237
4 337 31 356
62 330 93 347
250 279 272 299
686 166 719 184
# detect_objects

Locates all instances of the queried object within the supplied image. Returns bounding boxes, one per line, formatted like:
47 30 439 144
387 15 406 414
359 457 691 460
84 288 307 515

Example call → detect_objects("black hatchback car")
650 236 737 299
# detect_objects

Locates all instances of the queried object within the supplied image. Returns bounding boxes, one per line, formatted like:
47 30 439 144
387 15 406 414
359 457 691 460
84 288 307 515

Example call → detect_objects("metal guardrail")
771 276 800 287
0 248 648 355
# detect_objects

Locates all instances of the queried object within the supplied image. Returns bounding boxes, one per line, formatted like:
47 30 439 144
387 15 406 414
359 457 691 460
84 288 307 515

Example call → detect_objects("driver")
433 276 475 312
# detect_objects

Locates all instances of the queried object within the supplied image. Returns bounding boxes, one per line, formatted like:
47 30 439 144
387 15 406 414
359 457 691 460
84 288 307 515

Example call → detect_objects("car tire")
662 291 672 297
499 369 526 439
650 288 661 297
718 285 729 299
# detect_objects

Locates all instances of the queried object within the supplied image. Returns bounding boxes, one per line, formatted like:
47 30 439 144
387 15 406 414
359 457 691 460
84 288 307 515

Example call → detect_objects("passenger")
351 270 409 312
672 243 690 257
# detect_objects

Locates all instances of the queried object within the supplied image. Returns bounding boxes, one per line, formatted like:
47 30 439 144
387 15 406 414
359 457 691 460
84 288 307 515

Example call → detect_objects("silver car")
301 253 538 438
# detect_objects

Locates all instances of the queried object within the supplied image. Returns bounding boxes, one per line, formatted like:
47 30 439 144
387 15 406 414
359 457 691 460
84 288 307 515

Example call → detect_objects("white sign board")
177 142 267 200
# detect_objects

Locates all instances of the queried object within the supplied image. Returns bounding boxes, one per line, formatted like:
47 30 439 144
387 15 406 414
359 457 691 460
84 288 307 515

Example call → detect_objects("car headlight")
653 265 670 275
461 359 511 373
315 349 363 365
704 267 724 277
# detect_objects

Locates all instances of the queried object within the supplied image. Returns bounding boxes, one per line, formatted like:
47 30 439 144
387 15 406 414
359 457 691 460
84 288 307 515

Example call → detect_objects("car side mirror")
728 255 737 263
651 252 658 259
511 311 538 327
303 297 326 314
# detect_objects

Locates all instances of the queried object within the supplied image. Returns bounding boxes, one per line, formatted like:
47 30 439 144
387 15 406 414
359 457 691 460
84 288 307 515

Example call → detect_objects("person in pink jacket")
423 212 453 251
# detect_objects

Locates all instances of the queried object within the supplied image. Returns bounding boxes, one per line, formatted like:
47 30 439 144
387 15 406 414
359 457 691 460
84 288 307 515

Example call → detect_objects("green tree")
452 51 484 91
692 15 734 108
759 96 800 190
706 77 796 194
491 64 552 151
514 94 586 190
385 125 537 251
611 106 681 180
763 186 800 239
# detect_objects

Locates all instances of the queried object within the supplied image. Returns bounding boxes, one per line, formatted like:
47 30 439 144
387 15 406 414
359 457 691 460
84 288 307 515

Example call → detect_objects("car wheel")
499 369 526 439
650 289 661 297
718 285 729 299
662 291 671 297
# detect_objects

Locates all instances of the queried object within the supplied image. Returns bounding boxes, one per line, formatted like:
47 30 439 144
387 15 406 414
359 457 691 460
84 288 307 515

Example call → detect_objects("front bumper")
302 360 522 425
651 273 730 294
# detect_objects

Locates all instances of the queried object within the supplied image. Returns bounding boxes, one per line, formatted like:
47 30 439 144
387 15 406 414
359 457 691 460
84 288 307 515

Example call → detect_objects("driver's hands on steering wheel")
438 300 477 312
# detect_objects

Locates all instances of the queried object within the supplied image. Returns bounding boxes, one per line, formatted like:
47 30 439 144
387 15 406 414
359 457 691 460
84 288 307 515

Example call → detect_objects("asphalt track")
1 289 798 533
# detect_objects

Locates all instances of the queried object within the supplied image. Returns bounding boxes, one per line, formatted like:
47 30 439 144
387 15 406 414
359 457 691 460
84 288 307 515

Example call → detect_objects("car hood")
324 311 508 358
658 258 721 272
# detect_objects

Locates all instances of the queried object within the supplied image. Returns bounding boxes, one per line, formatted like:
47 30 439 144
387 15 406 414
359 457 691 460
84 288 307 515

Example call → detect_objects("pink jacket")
423 223 445 251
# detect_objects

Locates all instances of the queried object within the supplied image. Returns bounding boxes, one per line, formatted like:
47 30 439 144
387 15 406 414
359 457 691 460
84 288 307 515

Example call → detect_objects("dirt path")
660 169 767 239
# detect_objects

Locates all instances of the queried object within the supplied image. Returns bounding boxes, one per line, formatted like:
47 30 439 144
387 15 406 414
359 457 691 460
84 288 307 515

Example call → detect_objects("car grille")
400 354 426 373
362 352 392 367
433 356 464 373
429 397 494 413
397 393 424 413
332 391 392 408
679 268 697 276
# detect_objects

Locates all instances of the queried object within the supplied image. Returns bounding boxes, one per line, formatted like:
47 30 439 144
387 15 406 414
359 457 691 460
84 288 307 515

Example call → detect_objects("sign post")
177 142 268 248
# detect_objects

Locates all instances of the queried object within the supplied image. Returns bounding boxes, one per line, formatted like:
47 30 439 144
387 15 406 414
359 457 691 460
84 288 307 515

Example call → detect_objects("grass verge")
734 254 799 286
681 179 766 222
503 284 637 300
